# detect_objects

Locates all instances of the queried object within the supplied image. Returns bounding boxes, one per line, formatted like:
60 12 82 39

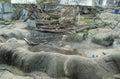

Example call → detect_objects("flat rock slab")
0 70 33 79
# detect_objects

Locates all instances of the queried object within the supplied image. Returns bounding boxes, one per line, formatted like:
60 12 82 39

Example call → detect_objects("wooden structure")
59 0 98 25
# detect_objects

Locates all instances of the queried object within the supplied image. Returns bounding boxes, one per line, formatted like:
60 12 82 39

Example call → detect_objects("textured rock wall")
0 43 119 79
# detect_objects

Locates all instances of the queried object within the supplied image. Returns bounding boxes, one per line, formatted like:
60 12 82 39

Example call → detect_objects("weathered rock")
26 19 36 30
114 74 120 79
92 33 114 46
6 38 18 43
0 70 33 79
0 36 6 43
0 44 105 78
1 42 120 79
0 29 30 40
11 21 28 29
98 12 120 23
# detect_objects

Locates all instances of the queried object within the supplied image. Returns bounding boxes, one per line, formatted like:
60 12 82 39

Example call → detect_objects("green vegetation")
80 15 95 24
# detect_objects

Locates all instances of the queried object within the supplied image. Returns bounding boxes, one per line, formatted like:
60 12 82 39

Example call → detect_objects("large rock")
6 38 18 43
1 43 120 79
114 74 120 79
99 12 120 23
0 29 30 40
0 44 113 78
92 33 114 46
0 70 33 79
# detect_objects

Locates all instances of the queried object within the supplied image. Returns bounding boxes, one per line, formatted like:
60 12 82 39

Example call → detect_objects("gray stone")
1 43 120 79
0 71 14 79
92 33 114 46
98 12 120 23
114 74 120 79
0 29 30 40
6 38 18 43
26 19 36 30
12 76 33 79
0 70 33 79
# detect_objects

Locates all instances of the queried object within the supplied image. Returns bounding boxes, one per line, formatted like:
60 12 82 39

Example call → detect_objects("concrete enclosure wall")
0 2 14 20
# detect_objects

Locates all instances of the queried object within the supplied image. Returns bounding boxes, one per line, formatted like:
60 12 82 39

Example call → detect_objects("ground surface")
0 12 120 79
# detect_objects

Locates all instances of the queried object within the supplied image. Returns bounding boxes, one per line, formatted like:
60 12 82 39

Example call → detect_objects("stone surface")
26 19 36 30
92 32 114 46
99 12 120 23
0 70 33 79
114 74 120 79
0 28 30 40
6 38 18 43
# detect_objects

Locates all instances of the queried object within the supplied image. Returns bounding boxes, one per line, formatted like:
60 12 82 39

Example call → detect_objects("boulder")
0 29 30 40
114 74 120 79
98 12 120 24
0 43 120 79
6 38 18 43
0 70 33 79
92 33 114 46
